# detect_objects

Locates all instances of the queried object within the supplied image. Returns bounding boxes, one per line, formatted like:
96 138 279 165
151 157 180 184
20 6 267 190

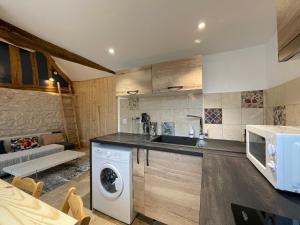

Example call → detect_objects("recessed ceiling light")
108 48 115 55
195 39 201 44
198 22 206 30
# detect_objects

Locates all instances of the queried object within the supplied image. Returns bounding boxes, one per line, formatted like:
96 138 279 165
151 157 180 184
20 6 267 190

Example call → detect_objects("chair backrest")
61 187 91 225
11 176 44 199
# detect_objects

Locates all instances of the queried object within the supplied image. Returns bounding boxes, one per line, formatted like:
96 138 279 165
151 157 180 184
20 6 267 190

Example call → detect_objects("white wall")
203 45 267 93
265 34 300 88
203 33 300 94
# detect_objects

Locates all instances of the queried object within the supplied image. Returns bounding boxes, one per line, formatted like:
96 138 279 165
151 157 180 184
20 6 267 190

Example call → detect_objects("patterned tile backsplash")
119 93 203 137
273 106 286 125
120 89 267 142
241 90 264 108
161 122 175 135
265 76 300 126
204 108 222 124
203 91 265 141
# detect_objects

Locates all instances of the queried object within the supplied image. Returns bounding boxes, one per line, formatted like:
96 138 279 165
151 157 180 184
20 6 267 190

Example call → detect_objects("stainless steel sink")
151 135 199 146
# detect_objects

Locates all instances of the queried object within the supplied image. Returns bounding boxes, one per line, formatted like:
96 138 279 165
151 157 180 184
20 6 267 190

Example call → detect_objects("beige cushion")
41 133 65 145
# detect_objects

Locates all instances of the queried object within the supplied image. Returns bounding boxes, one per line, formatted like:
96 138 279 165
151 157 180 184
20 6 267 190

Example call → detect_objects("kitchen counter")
200 153 300 225
91 132 246 157
91 133 300 225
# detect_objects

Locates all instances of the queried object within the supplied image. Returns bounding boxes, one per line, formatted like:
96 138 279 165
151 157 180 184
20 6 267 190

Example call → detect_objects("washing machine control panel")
93 146 131 161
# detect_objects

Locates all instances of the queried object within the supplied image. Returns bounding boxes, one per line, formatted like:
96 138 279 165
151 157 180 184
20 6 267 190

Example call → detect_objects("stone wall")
0 88 64 137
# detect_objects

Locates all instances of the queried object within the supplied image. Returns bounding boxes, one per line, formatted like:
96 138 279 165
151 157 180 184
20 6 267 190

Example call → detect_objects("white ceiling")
53 57 112 81
0 0 276 80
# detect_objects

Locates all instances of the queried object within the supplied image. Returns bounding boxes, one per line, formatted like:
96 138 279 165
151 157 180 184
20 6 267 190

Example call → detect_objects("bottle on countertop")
189 126 195 138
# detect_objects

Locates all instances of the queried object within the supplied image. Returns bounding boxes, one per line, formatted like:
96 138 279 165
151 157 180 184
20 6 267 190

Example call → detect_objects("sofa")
0 133 64 176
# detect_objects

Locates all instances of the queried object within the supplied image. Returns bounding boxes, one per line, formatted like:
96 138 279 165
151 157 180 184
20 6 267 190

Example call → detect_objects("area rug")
3 157 90 193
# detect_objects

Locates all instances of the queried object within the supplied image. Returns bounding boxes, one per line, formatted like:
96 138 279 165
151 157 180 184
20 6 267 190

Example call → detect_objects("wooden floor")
41 149 164 225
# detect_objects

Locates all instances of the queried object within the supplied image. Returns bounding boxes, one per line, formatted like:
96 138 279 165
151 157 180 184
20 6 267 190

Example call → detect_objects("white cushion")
0 144 64 176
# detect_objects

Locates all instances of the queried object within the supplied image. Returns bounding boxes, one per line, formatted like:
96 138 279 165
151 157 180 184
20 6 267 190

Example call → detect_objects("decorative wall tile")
205 108 222 124
241 90 264 108
265 107 274 125
128 94 139 110
273 106 286 125
285 105 299 126
161 122 175 135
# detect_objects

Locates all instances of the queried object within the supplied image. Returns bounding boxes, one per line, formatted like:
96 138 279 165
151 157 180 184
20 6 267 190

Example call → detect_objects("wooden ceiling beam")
0 19 115 74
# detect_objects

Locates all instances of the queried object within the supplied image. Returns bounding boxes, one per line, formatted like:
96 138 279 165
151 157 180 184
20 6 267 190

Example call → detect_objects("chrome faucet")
187 114 207 140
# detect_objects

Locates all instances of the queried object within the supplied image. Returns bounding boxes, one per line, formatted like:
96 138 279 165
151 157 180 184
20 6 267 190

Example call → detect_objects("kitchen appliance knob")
268 144 276 155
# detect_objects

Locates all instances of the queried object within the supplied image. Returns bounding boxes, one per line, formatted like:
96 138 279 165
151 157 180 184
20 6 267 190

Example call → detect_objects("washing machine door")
97 163 124 200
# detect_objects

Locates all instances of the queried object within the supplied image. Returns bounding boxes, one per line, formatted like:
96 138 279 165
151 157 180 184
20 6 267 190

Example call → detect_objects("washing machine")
92 143 135 224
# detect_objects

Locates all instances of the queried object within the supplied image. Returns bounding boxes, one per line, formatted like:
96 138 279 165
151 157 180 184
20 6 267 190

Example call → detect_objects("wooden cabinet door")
116 68 152 96
144 150 202 225
151 56 202 93
132 148 146 214
277 0 300 61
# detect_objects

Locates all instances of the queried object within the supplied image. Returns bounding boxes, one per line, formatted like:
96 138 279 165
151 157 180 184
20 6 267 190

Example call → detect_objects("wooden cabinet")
151 56 202 93
132 148 146 214
276 0 300 61
116 67 152 96
133 149 202 225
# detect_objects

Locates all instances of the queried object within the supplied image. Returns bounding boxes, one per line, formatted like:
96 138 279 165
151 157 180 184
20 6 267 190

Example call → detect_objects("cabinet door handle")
127 90 139 95
167 86 183 90
146 149 149 166
137 148 140 164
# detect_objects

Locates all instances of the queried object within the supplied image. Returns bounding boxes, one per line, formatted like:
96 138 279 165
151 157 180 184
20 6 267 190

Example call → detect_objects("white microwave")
246 125 300 193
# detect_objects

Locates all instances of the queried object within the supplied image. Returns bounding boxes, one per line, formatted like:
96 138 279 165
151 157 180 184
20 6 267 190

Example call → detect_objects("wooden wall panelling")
73 77 117 147
9 45 22 86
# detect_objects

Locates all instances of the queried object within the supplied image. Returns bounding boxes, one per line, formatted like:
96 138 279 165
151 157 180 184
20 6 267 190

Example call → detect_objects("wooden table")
0 179 78 225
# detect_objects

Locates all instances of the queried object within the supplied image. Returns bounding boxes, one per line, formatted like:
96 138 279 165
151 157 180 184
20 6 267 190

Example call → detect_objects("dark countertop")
91 133 300 225
90 132 246 157
200 153 300 225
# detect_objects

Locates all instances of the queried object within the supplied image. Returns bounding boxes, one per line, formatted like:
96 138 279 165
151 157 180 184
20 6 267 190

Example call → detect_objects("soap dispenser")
189 126 195 138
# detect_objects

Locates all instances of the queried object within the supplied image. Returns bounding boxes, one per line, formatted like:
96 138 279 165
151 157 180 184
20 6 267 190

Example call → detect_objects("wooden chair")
61 187 91 225
11 176 44 199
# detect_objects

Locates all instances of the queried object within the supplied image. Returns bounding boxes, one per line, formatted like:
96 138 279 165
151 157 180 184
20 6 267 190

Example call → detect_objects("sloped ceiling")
53 57 112 81
0 0 276 80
